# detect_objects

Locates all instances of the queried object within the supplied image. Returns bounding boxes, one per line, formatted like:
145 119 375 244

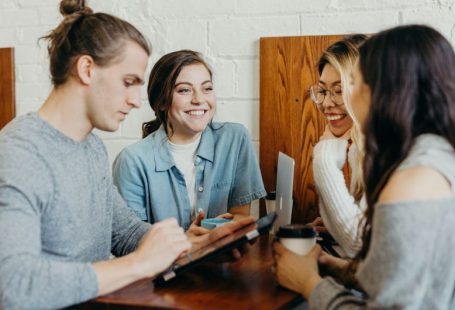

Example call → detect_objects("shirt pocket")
208 180 231 217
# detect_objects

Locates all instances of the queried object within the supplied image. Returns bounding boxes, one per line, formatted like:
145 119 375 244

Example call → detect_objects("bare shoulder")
378 166 453 204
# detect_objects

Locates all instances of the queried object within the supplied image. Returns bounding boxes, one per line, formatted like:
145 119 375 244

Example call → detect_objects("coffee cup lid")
276 224 317 238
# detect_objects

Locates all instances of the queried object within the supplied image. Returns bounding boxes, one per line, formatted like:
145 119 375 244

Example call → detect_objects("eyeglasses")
309 84 344 108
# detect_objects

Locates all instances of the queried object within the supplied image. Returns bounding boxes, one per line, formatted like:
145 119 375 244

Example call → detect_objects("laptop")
274 152 295 232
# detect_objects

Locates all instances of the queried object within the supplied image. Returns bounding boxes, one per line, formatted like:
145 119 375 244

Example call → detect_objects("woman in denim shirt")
113 50 266 230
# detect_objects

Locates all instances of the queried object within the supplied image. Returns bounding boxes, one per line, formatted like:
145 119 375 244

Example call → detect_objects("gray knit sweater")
310 134 455 309
0 113 151 309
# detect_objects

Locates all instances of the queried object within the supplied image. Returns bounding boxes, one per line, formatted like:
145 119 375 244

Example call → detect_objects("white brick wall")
1 0 454 166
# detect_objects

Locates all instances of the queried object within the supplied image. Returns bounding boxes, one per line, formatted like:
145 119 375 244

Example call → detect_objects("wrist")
124 252 148 282
301 274 322 299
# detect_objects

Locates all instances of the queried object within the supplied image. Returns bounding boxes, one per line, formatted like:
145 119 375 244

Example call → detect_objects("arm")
112 148 148 221
94 218 191 296
228 126 266 209
0 161 98 309
313 138 364 257
309 166 452 309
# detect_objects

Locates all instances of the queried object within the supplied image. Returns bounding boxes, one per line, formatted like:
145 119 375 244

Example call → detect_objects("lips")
325 113 346 121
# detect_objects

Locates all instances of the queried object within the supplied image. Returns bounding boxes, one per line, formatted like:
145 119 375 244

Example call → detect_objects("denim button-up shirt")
112 122 266 229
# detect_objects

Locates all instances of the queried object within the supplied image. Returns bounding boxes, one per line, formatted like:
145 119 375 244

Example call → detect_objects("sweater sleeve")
0 149 98 309
110 183 151 257
312 139 364 257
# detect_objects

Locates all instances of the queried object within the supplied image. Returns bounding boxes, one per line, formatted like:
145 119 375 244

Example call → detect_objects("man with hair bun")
0 1 253 308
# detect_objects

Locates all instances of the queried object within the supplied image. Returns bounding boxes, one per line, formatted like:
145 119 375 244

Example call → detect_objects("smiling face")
87 41 148 132
319 64 353 137
167 63 216 144
350 61 371 132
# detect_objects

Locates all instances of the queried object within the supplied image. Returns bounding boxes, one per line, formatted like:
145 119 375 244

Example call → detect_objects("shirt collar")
152 124 215 171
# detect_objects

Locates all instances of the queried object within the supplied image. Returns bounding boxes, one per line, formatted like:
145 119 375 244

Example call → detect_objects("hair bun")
59 0 93 17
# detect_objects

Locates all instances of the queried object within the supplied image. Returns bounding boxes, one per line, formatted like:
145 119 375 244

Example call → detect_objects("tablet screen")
156 212 277 283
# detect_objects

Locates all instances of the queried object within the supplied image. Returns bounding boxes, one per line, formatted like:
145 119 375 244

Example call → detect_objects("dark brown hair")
356 25 455 262
142 50 212 138
41 0 150 86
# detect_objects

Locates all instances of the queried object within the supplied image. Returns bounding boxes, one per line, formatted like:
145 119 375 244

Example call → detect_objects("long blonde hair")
317 35 368 201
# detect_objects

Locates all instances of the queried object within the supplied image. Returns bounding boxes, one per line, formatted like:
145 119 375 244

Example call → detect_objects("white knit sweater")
312 138 366 258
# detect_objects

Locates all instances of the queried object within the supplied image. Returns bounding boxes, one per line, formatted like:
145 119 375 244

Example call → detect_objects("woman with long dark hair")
274 24 455 308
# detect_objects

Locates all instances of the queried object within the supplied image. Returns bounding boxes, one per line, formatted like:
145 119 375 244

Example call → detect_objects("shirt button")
196 158 201 164
198 186 204 192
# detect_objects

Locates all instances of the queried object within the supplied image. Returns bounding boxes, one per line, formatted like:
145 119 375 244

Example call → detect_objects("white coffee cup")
277 224 317 256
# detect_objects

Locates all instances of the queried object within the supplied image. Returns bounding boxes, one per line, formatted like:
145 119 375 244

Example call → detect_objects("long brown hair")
142 50 212 138
356 25 455 262
40 0 150 86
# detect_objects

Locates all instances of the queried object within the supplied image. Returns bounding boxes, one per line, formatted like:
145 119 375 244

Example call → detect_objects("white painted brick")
214 100 259 140
210 16 300 56
301 10 400 35
38 6 61 26
211 59 235 98
104 139 140 168
146 0 235 17
19 26 53 44
121 102 155 138
14 44 48 64
330 0 432 10
0 8 40 27
18 0 57 8
16 103 41 116
236 59 259 99
0 28 17 46
16 64 48 83
153 19 207 53
401 7 455 40
0 0 18 10
237 0 331 14
15 82 51 103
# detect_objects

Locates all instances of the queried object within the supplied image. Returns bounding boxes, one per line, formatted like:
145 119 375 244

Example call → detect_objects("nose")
191 90 204 104
321 92 336 108
128 89 142 109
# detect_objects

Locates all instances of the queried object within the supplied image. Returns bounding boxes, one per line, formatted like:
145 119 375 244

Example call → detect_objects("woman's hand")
273 242 322 298
307 216 327 233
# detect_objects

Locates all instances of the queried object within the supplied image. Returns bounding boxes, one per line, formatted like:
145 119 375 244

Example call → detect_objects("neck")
168 131 202 145
38 81 92 142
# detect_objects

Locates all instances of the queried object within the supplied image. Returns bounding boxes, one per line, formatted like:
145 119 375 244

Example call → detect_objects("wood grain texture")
0 48 15 130
77 235 303 310
260 35 343 224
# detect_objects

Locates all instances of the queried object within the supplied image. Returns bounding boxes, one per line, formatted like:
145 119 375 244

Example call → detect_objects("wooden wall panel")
0 48 15 130
260 35 342 224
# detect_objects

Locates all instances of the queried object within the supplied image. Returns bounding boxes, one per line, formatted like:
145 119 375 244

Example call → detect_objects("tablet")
154 212 277 284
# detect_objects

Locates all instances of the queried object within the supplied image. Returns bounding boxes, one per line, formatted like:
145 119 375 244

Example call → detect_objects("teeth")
187 110 205 116
326 114 343 121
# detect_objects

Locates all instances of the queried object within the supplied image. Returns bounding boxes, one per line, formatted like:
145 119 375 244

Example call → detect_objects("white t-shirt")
168 136 201 215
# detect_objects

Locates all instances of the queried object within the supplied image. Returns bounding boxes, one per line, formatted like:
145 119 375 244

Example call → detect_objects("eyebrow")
175 80 213 87
318 80 341 86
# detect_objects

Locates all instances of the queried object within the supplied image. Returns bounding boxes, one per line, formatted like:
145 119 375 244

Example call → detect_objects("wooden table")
78 235 304 309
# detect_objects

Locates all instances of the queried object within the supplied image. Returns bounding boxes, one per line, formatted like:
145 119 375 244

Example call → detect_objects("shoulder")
208 122 251 144
210 122 249 136
378 166 452 204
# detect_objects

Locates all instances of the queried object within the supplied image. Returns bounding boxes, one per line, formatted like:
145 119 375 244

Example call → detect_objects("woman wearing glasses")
310 35 367 258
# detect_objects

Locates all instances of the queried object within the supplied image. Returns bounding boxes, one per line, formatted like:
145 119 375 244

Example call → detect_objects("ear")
75 55 95 85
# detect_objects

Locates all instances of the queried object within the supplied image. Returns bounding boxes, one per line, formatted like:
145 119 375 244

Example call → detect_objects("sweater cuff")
79 264 99 303
309 277 347 309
